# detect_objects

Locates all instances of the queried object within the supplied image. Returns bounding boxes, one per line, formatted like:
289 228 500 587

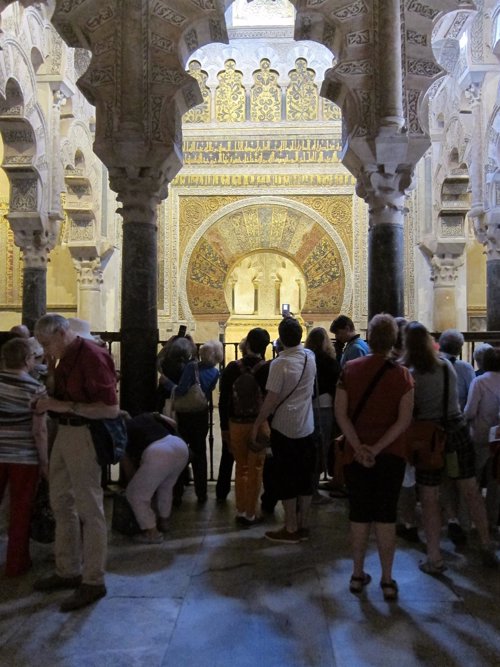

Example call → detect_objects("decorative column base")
368 223 404 319
487 259 500 331
23 267 47 333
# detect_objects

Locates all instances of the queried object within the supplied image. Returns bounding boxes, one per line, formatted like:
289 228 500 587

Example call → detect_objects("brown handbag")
406 364 448 471
405 420 447 471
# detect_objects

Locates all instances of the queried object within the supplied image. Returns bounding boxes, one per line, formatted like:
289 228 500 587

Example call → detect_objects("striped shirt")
0 371 46 465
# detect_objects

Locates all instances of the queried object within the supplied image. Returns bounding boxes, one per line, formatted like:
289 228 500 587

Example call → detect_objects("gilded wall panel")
184 61 211 123
184 199 350 316
179 195 246 256
250 59 281 122
323 99 342 120
215 59 246 122
288 195 354 256
286 59 318 121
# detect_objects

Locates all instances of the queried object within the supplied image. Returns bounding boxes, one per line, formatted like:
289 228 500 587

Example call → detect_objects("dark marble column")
22 267 46 333
357 169 411 321
487 259 500 331
368 222 404 319
118 188 160 416
12 230 54 332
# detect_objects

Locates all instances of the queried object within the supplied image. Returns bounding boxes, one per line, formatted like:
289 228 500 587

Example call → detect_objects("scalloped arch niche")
186 201 346 329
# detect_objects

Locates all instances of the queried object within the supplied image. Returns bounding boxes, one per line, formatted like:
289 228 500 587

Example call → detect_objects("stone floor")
1 480 500 667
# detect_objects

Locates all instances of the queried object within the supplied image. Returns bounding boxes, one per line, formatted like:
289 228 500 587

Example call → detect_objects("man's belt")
57 415 89 426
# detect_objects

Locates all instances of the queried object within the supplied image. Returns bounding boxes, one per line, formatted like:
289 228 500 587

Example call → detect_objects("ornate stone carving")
406 30 427 47
332 0 368 21
439 215 464 237
215 59 245 122
72 257 104 288
356 167 414 226
184 61 210 123
346 29 370 46
250 59 281 122
335 60 373 76
406 1 439 21
426 252 464 287
151 31 174 54
13 229 55 270
74 48 92 78
151 2 186 26
286 58 318 121
10 176 38 211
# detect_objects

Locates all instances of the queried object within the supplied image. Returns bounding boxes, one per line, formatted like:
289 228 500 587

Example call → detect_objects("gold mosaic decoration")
323 98 342 120
250 59 281 122
173 173 356 187
215 59 245 123
286 58 318 121
184 61 211 124
178 195 246 257
287 195 353 253
182 137 342 165
184 201 347 315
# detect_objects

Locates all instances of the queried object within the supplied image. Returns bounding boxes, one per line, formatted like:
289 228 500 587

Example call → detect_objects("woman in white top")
464 347 500 532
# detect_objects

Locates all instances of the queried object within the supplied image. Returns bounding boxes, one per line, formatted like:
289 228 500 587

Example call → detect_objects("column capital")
356 166 413 226
464 82 482 108
110 171 166 226
12 228 56 270
469 207 500 260
420 243 465 287
72 256 105 289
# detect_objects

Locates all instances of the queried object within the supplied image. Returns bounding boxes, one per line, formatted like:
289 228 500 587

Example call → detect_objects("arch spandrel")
184 200 350 317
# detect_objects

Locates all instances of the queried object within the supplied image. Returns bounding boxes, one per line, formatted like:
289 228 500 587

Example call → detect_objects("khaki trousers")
229 421 266 517
49 424 107 586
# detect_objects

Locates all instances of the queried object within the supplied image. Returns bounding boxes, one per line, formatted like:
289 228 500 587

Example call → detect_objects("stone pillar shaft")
487 261 500 331
11 228 54 331
368 221 404 318
22 268 46 333
118 188 160 415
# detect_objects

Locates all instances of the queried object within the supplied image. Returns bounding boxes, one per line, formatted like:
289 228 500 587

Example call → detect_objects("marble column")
485 208 500 330
467 83 500 331
14 230 53 332
357 169 411 319
428 254 464 332
72 257 106 329
114 180 162 415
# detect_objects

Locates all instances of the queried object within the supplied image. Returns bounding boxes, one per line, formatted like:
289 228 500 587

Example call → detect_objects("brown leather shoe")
34 574 82 592
59 584 107 612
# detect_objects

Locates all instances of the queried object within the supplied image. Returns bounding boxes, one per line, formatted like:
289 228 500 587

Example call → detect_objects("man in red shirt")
33 314 119 611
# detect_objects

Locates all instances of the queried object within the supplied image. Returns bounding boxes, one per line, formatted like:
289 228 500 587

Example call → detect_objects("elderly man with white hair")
32 314 118 612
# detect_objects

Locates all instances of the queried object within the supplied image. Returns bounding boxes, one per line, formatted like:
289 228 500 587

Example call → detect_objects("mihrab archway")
179 197 352 335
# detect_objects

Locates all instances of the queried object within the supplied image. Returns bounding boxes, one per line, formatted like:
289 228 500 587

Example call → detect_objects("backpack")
231 359 266 423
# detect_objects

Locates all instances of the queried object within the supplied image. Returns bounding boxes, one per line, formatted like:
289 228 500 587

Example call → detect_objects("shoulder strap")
441 362 449 426
351 360 393 425
193 361 201 384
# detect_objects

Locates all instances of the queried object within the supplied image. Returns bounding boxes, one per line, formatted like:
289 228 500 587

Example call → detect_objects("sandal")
349 572 372 593
380 579 398 601
418 560 447 576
